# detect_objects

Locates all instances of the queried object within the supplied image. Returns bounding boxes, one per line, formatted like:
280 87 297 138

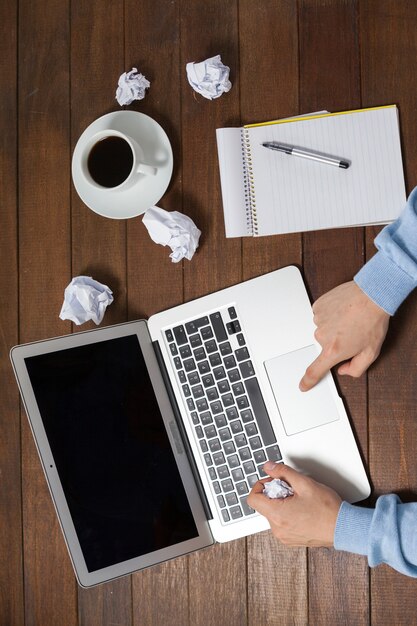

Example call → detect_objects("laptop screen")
24 334 198 572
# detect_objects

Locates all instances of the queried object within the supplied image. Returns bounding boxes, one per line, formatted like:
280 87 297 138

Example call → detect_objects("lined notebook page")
247 107 406 235
216 128 249 237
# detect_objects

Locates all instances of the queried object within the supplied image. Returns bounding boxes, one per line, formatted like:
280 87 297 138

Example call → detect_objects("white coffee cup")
81 129 157 192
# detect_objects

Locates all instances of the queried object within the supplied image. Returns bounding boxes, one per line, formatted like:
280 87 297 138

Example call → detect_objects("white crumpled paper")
116 67 150 106
59 276 114 325
263 478 294 499
142 206 201 263
186 54 232 100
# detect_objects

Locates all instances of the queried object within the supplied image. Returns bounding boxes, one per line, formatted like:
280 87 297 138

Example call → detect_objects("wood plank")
18 0 78 622
180 2 246 624
239 2 307 624
360 1 417 622
123 2 190 623
0 1 24 624
298 1 369 624
70 0 133 621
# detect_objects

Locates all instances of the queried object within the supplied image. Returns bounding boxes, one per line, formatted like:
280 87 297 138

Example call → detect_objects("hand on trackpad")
264 345 340 436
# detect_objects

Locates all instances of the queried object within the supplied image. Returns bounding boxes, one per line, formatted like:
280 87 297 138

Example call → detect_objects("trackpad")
264 345 340 436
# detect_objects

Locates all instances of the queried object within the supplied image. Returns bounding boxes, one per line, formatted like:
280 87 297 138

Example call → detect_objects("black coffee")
87 136 134 188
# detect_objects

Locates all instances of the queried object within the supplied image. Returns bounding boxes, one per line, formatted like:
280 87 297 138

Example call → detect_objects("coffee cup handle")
137 162 157 176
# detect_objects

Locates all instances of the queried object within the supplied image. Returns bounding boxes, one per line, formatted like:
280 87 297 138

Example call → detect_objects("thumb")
338 351 373 378
263 461 305 490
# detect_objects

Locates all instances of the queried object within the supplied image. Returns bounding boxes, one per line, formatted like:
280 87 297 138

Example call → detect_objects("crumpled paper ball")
263 478 294 499
116 67 150 106
142 206 201 263
186 54 232 100
59 276 114 325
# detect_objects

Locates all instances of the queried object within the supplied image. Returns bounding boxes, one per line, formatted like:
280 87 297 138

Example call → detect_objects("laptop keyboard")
164 305 282 524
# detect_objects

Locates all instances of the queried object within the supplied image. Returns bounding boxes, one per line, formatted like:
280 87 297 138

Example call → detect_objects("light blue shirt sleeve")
354 186 417 314
334 497 417 577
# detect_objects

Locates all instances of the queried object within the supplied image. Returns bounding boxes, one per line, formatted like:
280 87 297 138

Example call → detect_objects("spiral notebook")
216 105 406 237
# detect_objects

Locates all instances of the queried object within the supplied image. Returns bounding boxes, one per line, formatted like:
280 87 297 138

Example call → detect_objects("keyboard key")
199 439 208 452
213 479 220 492
236 481 249 495
210 311 228 342
236 395 249 409
221 479 234 493
228 368 241 383
238 447 251 461
258 465 267 478
207 387 219 401
226 407 239 421
213 452 226 466
191 411 199 425
209 438 221 452
230 505 243 519
245 377 277 446
239 360 255 378
202 373 214 387
196 398 208 412
173 325 187 345
249 436 262 451
209 352 222 367
183 358 196 372
198 360 210 374
228 306 237 319
235 347 249 362
232 382 244 396
201 326 214 340
227 320 241 334
170 343 178 356
178 370 186 384
222 393 234 407
240 496 255 516
200 411 213 425
174 357 182 370
187 398 195 411
182 384 191 397
193 347 206 361
241 408 253 423
210 400 223 415
180 345 192 359
165 329 174 342
253 450 266 464
226 492 238 506
235 433 247 447
232 468 244 482
213 366 226 380
205 339 217 354
204 454 212 467
218 379 231 394
192 384 204 399
243 460 256 474
217 465 230 480
219 427 232 442
185 316 209 334
237 333 246 346
227 454 240 469
222 509 230 522
224 441 236 455
230 420 243 434
215 414 227 428
190 333 202 348
204 425 216 439
217 495 226 508
195 426 203 438
188 371 200 385
247 474 259 488
224 355 236 369
266 445 282 462
219 341 232 356
245 423 258 437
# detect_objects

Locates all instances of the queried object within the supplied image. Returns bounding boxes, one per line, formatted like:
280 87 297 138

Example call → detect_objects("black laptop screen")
25 335 198 572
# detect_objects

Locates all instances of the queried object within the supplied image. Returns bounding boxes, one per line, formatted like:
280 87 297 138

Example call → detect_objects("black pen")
262 141 350 169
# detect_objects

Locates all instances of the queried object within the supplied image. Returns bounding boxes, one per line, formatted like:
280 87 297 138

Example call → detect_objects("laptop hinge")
152 340 213 521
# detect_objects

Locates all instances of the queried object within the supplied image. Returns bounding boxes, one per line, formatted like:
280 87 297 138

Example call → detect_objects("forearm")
334 495 417 577
355 186 417 314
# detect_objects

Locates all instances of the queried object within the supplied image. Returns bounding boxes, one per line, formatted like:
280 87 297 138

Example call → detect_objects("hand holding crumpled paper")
116 67 150 106
186 54 232 100
59 276 113 325
142 206 201 263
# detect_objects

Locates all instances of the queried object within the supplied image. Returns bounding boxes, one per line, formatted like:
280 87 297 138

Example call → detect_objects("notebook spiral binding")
241 128 259 236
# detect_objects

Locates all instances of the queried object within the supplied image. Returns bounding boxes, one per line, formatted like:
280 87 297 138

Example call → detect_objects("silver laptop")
10 265 370 587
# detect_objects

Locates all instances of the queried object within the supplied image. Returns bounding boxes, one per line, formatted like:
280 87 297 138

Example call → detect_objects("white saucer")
72 111 173 219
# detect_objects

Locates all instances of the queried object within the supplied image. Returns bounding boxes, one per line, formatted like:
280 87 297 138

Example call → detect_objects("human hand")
247 462 342 547
299 281 390 391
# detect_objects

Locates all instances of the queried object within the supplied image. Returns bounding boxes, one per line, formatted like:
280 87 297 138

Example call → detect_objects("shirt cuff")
354 250 417 315
334 502 374 556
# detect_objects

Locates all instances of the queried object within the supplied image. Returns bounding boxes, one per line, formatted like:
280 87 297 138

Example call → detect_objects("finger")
299 350 338 391
338 351 374 378
262 461 304 488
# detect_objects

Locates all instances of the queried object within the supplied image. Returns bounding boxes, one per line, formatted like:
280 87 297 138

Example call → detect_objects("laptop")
10 265 370 587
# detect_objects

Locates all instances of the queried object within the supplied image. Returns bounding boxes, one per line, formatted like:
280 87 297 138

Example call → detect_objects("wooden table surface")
2 1 417 624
